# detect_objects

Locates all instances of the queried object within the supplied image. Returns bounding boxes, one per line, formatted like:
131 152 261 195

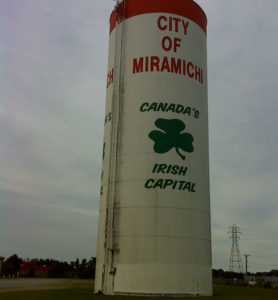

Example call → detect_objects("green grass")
1 284 278 300
0 288 93 300
210 284 278 299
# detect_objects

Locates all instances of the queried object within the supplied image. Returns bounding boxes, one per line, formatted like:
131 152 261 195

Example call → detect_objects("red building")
20 261 49 277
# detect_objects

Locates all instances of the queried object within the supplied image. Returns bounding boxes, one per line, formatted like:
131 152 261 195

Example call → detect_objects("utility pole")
243 254 250 280
0 256 4 276
228 224 244 275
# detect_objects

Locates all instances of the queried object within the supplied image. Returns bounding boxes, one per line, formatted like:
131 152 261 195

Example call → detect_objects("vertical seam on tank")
111 0 126 292
102 0 126 294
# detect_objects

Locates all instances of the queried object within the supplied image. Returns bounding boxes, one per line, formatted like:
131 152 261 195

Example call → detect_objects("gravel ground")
0 278 85 292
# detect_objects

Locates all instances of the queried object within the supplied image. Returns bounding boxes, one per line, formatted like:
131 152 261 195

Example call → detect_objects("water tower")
95 0 212 295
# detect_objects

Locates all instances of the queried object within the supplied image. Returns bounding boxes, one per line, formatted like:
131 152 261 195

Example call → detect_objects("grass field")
0 283 277 300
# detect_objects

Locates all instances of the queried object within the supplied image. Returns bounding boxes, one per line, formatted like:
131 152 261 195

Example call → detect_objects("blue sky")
1 0 278 272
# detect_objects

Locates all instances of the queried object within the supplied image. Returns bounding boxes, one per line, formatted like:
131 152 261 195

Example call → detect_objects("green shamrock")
148 118 194 160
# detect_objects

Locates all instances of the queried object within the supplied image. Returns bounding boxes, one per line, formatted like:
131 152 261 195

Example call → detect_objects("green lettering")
145 179 154 189
153 179 164 189
157 102 168 112
178 181 185 190
104 112 112 124
152 164 158 173
172 180 178 189
157 164 167 174
148 102 158 111
194 110 200 119
183 182 191 191
163 179 174 189
140 102 149 112
166 103 175 112
183 107 191 116
166 164 172 174
175 104 184 113
171 165 179 175
178 166 188 176
190 183 196 192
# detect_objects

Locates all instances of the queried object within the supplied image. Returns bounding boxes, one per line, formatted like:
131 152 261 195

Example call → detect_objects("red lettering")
132 56 203 85
162 36 172 52
133 57 144 73
183 60 186 75
157 16 189 35
162 37 181 53
151 56 160 71
169 17 173 31
173 38 181 53
106 68 114 88
161 57 170 72
145 56 149 72
195 66 202 82
157 16 167 31
172 17 181 33
171 58 181 74
187 62 194 78
182 20 189 35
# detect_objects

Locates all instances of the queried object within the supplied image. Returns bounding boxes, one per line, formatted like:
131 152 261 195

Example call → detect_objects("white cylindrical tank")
95 0 212 296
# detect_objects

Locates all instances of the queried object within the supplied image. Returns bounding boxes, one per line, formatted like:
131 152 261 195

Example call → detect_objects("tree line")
2 254 277 279
0 254 96 278
213 268 278 279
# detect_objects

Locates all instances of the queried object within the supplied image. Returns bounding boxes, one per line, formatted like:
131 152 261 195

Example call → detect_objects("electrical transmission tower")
228 224 243 274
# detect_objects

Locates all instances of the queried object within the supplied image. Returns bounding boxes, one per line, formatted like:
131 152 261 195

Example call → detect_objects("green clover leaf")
148 118 194 160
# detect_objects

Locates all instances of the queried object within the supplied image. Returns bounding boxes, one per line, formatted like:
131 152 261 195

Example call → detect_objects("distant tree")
76 257 96 278
213 268 225 278
2 255 96 279
87 257 96 279
75 258 80 270
269 269 278 277
3 254 22 276
49 261 71 278
27 266 36 277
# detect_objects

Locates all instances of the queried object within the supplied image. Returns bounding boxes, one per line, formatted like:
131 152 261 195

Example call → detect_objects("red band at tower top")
110 0 207 35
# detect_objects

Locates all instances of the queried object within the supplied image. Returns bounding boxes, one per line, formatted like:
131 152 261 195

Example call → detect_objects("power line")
251 255 278 258
250 262 278 267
